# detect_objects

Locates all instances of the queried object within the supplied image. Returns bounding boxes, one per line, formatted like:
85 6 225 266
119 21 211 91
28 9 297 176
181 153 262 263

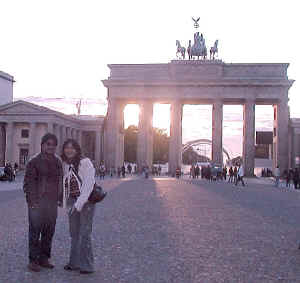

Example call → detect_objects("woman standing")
61 139 96 274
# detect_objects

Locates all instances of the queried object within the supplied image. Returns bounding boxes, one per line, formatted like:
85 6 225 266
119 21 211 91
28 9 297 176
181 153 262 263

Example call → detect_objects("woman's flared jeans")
67 197 95 272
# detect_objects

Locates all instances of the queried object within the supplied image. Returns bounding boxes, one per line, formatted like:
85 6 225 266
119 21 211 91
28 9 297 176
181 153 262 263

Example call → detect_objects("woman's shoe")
64 264 79 271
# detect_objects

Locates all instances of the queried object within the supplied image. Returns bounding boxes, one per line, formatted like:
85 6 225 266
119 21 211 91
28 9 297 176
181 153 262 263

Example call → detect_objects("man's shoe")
28 262 41 272
39 259 54 269
80 270 94 274
64 264 79 271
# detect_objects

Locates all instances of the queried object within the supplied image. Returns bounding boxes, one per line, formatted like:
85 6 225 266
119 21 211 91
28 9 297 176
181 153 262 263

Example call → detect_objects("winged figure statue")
192 17 200 28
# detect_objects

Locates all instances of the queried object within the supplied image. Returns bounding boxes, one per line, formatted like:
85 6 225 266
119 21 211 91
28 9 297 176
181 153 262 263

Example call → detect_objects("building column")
53 124 60 153
61 126 66 151
137 101 153 172
70 128 76 140
95 130 101 166
47 122 54 134
77 130 82 147
66 127 71 139
0 123 6 166
169 100 183 176
212 100 223 165
104 99 125 170
243 100 255 176
5 122 14 163
29 122 37 157
273 99 289 171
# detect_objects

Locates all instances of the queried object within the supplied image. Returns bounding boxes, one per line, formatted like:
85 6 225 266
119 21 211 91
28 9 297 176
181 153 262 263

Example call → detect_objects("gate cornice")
102 79 293 88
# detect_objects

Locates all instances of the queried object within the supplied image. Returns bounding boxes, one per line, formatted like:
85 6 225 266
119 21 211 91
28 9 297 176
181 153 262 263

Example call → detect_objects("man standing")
23 133 63 272
274 166 280 188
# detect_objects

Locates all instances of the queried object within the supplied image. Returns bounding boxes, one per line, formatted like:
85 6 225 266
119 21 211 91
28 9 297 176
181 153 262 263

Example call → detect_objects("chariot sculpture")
175 17 219 61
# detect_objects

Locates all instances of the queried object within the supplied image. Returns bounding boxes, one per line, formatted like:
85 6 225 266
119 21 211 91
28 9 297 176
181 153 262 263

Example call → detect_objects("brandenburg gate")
102 60 293 176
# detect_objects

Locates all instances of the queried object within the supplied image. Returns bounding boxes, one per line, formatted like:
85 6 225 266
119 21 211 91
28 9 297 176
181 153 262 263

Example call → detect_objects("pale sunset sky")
0 0 299 157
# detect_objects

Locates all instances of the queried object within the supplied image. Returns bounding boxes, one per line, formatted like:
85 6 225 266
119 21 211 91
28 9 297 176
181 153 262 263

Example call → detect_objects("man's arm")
23 159 38 206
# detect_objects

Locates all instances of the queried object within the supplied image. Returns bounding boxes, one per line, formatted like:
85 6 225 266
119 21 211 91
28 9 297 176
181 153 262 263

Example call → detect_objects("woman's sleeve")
74 158 95 211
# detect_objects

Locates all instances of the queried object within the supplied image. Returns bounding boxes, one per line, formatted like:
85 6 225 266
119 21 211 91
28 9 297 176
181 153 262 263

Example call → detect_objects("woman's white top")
62 158 95 211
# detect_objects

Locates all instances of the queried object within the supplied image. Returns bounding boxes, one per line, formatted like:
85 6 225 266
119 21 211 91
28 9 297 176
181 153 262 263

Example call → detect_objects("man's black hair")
41 133 58 146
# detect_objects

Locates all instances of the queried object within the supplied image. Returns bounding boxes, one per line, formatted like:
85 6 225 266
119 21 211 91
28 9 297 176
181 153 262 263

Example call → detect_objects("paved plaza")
1 175 300 282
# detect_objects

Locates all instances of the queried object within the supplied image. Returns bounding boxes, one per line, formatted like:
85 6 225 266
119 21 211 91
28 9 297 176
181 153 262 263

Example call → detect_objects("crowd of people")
94 163 165 179
189 164 245 186
273 166 300 189
0 162 18 182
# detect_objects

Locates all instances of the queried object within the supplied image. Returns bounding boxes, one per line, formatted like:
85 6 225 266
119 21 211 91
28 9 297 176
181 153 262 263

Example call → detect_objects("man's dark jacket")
23 153 63 206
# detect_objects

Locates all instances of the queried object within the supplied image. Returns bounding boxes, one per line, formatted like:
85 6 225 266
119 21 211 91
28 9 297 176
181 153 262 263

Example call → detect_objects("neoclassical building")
102 60 294 176
0 100 104 169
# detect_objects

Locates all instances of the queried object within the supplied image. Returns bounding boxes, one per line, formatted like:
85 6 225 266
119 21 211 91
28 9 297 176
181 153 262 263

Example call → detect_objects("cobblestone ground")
1 175 300 282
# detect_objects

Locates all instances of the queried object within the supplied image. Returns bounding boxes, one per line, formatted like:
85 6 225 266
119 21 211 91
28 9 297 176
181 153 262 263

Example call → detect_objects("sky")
0 0 298 157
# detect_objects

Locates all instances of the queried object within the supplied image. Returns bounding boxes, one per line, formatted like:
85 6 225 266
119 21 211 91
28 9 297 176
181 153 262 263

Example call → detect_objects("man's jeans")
28 198 57 262
67 197 95 272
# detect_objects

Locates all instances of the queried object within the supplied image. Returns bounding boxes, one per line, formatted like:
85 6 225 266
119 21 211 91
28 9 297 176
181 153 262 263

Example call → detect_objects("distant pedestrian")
195 165 200 178
223 166 227 181
235 164 245 187
23 133 63 272
99 164 105 180
233 167 238 184
121 164 126 178
158 165 162 176
274 166 280 188
286 168 293 188
293 168 299 189
127 163 132 174
228 166 234 183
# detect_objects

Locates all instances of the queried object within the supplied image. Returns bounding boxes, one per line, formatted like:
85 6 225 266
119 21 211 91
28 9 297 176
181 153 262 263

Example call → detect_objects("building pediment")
0 100 57 115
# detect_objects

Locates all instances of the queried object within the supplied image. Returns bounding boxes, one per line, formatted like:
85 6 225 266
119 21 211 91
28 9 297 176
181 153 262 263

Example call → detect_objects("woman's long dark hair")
61 139 82 173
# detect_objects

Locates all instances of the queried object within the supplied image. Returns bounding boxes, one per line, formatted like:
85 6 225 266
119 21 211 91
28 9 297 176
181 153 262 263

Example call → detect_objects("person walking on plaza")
127 163 132 174
223 166 227 181
233 166 238 184
23 133 63 272
195 164 200 179
228 166 234 183
293 168 299 189
99 164 105 180
158 165 162 176
235 164 245 187
274 166 280 188
121 164 126 178
286 168 293 188
61 139 96 274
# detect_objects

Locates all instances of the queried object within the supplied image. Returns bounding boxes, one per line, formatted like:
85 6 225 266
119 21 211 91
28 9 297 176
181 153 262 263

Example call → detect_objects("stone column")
5 122 14 163
53 124 60 153
137 101 153 172
243 100 255 176
273 99 289 171
169 100 183 176
71 128 76 139
0 123 6 166
212 100 223 165
66 127 71 139
95 130 101 166
29 122 37 157
77 130 82 147
47 122 54 134
104 99 125 169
